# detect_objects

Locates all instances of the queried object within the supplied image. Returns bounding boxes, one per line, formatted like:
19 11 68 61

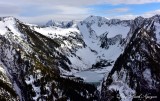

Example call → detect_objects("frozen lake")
73 66 112 86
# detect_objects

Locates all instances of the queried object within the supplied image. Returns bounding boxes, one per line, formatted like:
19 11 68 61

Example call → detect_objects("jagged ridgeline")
0 17 98 101
101 16 160 101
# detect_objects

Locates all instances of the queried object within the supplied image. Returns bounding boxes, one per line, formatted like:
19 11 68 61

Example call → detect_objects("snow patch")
109 69 135 101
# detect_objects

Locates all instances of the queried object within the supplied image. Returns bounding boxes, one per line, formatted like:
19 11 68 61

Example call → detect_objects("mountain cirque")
0 15 160 101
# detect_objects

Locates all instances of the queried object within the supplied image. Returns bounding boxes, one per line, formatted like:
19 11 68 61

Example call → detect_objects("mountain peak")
46 20 77 28
134 16 144 20
150 14 160 22
84 15 108 23
0 16 18 22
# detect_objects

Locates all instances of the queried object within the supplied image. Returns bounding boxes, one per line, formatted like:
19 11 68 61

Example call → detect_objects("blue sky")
0 0 160 24
89 3 160 17
90 3 159 14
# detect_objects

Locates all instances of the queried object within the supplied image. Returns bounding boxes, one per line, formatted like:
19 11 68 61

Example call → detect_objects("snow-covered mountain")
0 15 160 101
0 17 98 101
101 15 160 101
46 20 77 28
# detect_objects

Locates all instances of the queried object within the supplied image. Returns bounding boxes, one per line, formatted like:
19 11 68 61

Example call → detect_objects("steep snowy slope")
0 17 98 101
101 15 160 101
82 15 131 37
0 62 19 101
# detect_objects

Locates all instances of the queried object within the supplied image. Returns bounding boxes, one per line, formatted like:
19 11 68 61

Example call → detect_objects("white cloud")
0 4 21 15
0 0 160 24
53 5 92 14
1 0 160 7
106 8 129 13
19 9 160 24
112 14 137 20
19 0 160 5
26 0 160 5
0 0 103 6
0 1 92 23
17 5 92 24
105 0 160 4
18 14 90 24
112 9 160 20
143 9 160 17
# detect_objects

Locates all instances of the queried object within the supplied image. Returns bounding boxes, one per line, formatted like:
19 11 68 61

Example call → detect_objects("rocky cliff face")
101 15 160 101
0 17 98 101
